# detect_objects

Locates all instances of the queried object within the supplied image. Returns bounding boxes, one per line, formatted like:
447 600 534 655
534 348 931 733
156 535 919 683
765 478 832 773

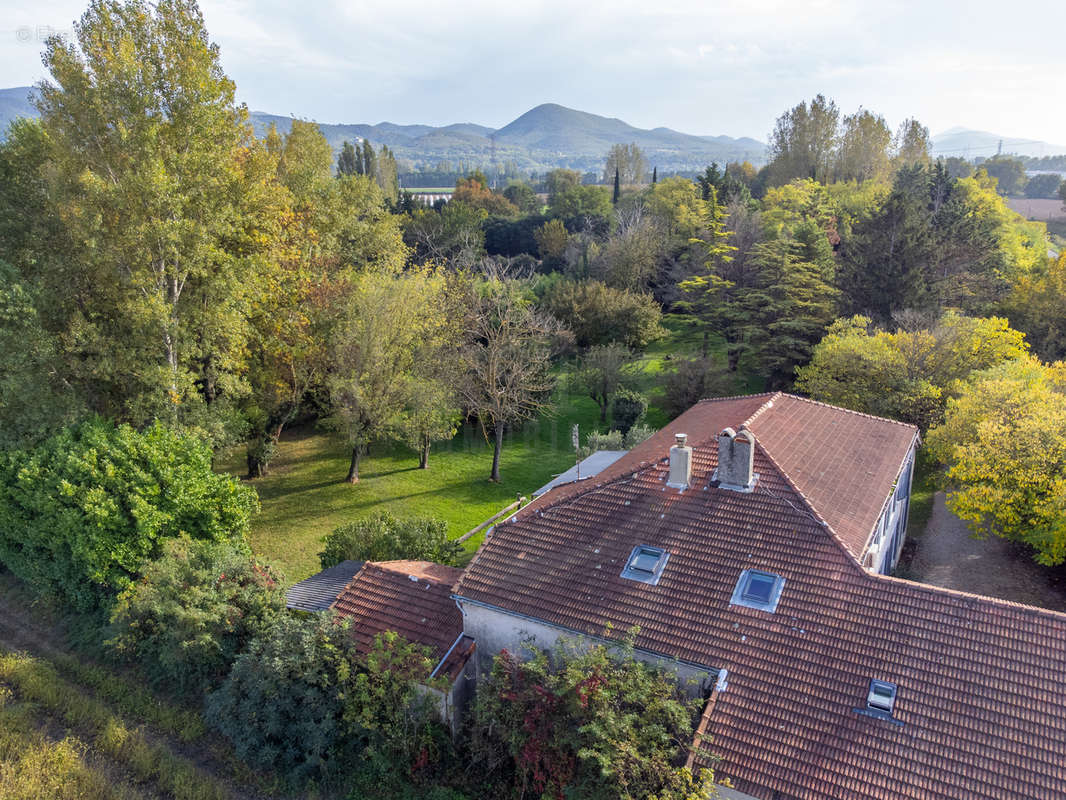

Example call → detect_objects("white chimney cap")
675 433 688 447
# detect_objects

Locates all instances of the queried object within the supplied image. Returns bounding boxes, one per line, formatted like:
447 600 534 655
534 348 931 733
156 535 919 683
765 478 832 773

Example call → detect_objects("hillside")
0 86 763 173
932 127 1066 160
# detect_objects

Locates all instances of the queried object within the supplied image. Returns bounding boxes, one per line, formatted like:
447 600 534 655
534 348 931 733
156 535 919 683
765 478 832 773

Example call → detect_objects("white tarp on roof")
533 450 628 498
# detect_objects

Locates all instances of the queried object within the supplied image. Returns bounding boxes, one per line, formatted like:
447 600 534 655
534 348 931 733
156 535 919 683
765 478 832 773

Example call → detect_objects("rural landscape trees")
1 1 1065 797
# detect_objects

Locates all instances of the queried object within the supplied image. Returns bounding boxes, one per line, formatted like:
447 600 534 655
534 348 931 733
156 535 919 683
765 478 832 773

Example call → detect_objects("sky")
2 0 1064 145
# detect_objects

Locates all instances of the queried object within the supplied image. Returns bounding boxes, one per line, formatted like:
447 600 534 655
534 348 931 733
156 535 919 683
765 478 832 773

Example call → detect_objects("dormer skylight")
620 545 669 585
730 569 785 613
867 680 897 715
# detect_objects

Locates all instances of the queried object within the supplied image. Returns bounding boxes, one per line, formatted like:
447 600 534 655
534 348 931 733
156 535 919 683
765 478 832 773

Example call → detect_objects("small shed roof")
533 450 628 497
285 560 364 612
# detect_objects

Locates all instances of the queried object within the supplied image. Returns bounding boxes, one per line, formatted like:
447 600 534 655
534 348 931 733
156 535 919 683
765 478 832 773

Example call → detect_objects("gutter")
430 631 468 679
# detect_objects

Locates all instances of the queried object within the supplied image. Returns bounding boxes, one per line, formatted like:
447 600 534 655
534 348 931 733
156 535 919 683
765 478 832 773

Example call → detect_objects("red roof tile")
332 561 472 682
453 395 1066 799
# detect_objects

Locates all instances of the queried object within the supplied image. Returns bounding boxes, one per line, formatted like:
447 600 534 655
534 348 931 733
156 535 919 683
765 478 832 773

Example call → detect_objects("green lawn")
219 321 763 583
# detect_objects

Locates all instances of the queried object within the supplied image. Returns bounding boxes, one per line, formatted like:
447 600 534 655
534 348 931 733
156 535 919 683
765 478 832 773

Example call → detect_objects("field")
220 319 763 582
0 571 271 800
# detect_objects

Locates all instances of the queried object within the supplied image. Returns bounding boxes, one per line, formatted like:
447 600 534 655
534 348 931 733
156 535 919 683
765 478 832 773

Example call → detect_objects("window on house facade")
620 545 669 585
730 569 785 613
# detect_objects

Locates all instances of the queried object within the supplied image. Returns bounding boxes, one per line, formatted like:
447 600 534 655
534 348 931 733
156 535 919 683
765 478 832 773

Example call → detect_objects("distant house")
451 392 1066 799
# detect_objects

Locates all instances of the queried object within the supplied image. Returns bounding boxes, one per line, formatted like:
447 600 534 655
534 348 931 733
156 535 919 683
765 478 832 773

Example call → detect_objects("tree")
893 118 932 167
576 343 635 423
548 184 612 225
613 167 621 204
1005 252 1066 361
927 357 1066 565
404 201 487 268
979 156 1028 196
647 176 710 239
31 0 280 430
453 172 519 216
502 182 540 214
319 511 461 568
396 377 461 469
767 94 839 185
834 108 891 182
107 537 284 693
592 205 664 290
540 279 664 349
337 140 359 176
603 142 649 185
1060 179 1066 208
612 388 648 434
663 357 733 419
329 268 452 482
460 279 560 482
534 218 570 265
0 419 258 611
1025 173 1063 199
795 312 1029 429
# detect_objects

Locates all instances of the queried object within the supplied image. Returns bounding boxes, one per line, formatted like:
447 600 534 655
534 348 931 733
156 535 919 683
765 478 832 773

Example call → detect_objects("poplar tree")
337 140 359 176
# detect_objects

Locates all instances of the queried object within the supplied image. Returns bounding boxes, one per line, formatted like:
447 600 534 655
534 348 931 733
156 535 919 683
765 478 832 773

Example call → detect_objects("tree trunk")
346 446 362 484
419 437 430 469
702 330 709 359
247 451 266 479
600 398 609 423
490 425 504 482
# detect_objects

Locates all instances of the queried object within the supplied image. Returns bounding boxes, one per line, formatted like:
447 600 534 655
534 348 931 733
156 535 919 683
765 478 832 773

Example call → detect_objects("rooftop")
285 560 363 612
453 393 1066 799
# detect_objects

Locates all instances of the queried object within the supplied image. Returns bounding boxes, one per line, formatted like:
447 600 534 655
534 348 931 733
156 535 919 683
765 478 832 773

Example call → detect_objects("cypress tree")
612 167 620 205
652 166 658 184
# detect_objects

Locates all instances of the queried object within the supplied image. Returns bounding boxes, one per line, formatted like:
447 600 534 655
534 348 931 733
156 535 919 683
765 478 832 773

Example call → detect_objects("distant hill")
0 86 38 133
0 86 763 172
932 127 1066 160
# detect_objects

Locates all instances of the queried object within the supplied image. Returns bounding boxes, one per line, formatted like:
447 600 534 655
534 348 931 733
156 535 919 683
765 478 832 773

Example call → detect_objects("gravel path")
907 492 1066 611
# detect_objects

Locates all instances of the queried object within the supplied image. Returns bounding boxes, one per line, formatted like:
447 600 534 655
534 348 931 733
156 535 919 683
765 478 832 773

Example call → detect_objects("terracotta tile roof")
453 395 1066 799
332 560 473 682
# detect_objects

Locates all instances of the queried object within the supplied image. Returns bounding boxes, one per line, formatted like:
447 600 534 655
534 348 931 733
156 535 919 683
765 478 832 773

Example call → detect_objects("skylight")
730 569 785 613
620 545 669 585
867 680 897 715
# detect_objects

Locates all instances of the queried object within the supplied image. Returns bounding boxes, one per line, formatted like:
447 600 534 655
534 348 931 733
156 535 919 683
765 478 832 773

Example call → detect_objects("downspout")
430 632 467 679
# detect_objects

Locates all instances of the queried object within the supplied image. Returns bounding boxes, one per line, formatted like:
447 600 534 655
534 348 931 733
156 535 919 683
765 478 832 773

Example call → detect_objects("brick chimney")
667 432 692 489
716 427 755 490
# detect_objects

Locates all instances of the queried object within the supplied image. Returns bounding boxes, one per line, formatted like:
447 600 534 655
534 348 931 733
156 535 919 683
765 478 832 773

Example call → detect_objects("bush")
612 388 648 434
541 279 664 350
0 419 259 611
320 511 461 569
206 613 359 783
663 358 731 420
467 641 717 800
107 537 285 694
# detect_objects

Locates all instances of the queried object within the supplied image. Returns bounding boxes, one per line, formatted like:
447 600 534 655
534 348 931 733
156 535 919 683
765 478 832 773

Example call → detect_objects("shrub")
612 388 648 434
320 511 461 569
0 419 259 611
577 430 625 459
206 613 359 783
107 537 285 694
467 641 717 800
541 279 664 350
663 358 731 420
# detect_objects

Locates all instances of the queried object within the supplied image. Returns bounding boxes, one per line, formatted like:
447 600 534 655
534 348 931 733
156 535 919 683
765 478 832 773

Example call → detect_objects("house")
290 559 476 732
451 392 1066 800
285 560 364 612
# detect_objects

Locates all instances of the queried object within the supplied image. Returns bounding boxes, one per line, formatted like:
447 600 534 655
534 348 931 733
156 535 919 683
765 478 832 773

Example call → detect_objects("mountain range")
3 85 1065 175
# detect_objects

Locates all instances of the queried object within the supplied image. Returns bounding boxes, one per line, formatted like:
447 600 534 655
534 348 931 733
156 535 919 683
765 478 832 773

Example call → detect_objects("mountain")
932 128 1066 160
0 86 39 133
0 87 762 172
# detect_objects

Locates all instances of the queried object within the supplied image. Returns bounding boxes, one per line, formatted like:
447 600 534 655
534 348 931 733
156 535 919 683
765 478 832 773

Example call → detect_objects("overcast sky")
3 0 1064 145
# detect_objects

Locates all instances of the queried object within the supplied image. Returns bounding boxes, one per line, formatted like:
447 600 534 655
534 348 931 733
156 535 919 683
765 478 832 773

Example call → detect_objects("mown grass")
0 650 230 800
0 689 137 800
220 320 763 582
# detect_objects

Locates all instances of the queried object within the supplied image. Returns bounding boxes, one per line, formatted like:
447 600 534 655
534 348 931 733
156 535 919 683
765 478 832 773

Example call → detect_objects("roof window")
620 545 669 585
867 680 897 715
730 569 785 613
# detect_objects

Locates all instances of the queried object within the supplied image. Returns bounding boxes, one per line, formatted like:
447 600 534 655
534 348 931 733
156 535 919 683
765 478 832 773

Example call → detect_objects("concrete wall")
456 598 716 697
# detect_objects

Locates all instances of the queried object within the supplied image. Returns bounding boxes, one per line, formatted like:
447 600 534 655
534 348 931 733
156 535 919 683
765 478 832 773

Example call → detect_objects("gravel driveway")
905 492 1066 612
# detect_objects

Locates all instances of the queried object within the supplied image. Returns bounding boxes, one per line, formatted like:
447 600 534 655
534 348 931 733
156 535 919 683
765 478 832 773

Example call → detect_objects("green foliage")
576 343 637 423
0 419 258 611
502 182 541 214
603 143 649 185
404 201 487 268
548 184 613 224
979 155 1028 196
795 313 1029 429
319 511 461 568
767 94 840 185
576 424 654 458
467 642 716 800
927 358 1066 565
612 388 648 434
107 536 285 694
662 357 731 420
542 279 664 350
205 613 357 783
1007 252 1066 360
1024 173 1062 199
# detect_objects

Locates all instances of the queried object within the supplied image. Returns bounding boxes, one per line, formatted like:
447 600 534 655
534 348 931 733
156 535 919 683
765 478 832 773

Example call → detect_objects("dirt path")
907 492 1066 611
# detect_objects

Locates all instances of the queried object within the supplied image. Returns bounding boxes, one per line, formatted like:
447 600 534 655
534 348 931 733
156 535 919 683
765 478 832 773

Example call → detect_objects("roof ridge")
773 392 919 431
870 570 1066 622
739 391 785 429
697 391 775 406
